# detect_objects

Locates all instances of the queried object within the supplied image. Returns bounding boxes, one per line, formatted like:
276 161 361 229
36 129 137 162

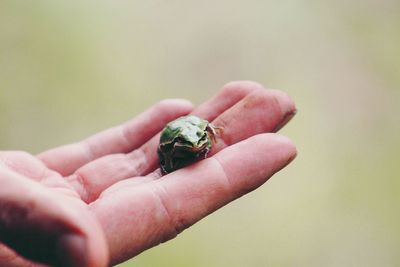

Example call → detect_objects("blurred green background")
1 1 399 266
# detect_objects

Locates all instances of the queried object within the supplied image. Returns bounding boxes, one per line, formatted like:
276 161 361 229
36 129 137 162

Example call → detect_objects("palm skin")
0 81 297 267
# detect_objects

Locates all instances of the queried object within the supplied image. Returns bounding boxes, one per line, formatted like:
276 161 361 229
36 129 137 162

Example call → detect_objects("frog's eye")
159 142 173 152
159 158 165 166
197 133 208 145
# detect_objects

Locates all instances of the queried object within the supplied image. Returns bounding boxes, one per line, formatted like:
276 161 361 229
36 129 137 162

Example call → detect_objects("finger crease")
210 157 234 197
127 147 148 176
121 124 136 152
151 183 181 240
73 172 90 203
82 140 96 162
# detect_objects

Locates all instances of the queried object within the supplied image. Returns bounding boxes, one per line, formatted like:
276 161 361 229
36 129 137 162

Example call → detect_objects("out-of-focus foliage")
1 1 399 266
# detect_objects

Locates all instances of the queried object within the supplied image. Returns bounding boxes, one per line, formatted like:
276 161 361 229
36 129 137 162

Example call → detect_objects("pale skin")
0 81 297 267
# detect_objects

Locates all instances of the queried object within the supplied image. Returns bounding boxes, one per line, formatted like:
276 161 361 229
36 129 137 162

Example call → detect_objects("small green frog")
158 115 219 173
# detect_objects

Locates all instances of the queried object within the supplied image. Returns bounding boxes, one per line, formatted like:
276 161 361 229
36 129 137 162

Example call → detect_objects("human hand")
0 81 297 266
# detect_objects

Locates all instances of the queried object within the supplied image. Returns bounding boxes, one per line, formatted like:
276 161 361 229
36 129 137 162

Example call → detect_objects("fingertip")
268 134 297 167
269 89 296 112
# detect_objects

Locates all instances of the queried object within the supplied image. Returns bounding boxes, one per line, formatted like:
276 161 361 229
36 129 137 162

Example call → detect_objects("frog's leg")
202 146 211 159
207 124 223 144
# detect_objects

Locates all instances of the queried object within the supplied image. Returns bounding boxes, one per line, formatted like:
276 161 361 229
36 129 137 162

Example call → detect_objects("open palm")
0 82 297 267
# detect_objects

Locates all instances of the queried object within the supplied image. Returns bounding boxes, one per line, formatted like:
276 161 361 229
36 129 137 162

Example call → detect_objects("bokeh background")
1 1 399 266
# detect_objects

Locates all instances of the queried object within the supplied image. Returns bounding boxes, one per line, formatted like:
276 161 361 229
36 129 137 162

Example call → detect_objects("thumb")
0 168 109 267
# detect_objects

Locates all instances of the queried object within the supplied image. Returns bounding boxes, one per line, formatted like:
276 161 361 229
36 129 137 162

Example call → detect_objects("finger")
210 88 296 153
68 81 264 202
91 133 297 264
37 99 194 176
192 80 265 119
0 168 109 267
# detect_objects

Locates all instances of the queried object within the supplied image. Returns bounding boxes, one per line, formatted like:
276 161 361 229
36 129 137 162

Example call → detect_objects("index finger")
37 99 194 176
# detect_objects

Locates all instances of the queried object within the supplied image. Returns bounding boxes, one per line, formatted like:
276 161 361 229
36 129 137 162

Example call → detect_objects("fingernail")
273 109 297 132
56 233 88 267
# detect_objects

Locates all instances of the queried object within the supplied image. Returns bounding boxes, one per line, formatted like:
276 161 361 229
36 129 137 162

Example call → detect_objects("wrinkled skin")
0 81 297 267
158 115 217 173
